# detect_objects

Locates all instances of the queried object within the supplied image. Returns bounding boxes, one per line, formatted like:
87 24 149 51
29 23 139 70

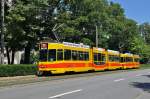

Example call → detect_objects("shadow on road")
142 75 150 78
131 82 150 93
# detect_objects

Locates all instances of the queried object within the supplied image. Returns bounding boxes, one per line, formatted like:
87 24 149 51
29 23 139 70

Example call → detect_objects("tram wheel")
36 71 44 76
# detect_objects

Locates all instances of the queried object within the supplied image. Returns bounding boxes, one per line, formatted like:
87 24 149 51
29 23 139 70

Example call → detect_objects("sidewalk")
0 75 35 81
0 75 38 88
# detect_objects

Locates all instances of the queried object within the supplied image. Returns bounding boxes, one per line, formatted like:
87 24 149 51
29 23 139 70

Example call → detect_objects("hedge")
0 64 37 77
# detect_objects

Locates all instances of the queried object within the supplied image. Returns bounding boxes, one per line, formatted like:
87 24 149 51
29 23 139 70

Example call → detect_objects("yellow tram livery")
38 42 93 75
92 47 107 71
37 42 140 75
107 50 122 70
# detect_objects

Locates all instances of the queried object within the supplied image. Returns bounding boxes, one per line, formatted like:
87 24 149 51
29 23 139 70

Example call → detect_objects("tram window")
114 56 117 61
39 49 47 61
98 53 101 61
94 53 98 61
130 58 133 62
72 51 78 60
134 58 139 62
109 55 118 62
83 52 85 60
94 53 105 65
131 58 133 62
109 55 113 62
83 52 89 61
121 57 124 62
57 49 63 61
48 49 56 62
126 57 133 62
114 56 119 62
85 52 89 61
64 50 71 60
126 58 128 62
97 53 106 62
109 55 111 61
79 51 84 60
102 54 106 62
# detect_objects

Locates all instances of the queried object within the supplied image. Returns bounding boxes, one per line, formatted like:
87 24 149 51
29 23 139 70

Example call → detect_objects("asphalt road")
0 69 150 99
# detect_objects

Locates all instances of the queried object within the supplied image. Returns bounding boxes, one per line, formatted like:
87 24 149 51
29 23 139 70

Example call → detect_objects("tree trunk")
24 43 31 64
11 49 15 64
6 46 10 64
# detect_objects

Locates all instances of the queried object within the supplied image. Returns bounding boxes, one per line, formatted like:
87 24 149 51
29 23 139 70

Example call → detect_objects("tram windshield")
39 49 48 62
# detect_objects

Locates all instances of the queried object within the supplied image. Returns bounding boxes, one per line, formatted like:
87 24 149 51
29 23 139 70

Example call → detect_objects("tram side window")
114 56 119 62
39 50 47 61
126 57 133 62
72 51 78 60
97 53 106 62
79 51 84 60
109 55 114 62
94 53 105 65
64 50 71 60
48 49 56 62
99 53 105 65
57 49 63 61
121 57 124 62
94 53 100 65
85 52 89 61
98 53 101 61
126 58 128 62
109 55 119 62
131 58 133 62
94 53 98 62
134 58 139 62
102 54 106 62
130 58 133 62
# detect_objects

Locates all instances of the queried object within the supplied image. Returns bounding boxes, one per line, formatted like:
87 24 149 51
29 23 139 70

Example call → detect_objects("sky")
109 0 150 24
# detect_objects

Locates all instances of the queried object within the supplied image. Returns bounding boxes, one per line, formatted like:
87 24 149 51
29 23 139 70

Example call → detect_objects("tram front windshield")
39 49 48 62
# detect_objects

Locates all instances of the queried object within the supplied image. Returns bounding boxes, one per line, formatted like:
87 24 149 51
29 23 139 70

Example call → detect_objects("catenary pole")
96 25 98 48
0 0 5 64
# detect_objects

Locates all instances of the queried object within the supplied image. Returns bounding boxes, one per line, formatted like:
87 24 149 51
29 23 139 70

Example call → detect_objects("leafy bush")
0 64 37 77
140 64 150 69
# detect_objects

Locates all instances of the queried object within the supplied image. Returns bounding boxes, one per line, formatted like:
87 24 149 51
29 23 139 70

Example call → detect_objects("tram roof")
63 42 90 49
107 49 120 54
93 47 106 51
133 55 140 58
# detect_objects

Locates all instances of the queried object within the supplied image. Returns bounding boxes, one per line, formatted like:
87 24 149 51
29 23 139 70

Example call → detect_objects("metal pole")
0 0 5 64
96 25 98 48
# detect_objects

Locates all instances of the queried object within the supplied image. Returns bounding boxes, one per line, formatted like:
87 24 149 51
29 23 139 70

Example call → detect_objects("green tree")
56 0 109 47
139 23 150 45
138 23 150 63
4 0 149 64
6 0 50 64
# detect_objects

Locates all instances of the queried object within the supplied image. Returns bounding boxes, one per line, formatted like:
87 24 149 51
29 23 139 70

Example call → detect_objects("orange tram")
37 42 140 75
